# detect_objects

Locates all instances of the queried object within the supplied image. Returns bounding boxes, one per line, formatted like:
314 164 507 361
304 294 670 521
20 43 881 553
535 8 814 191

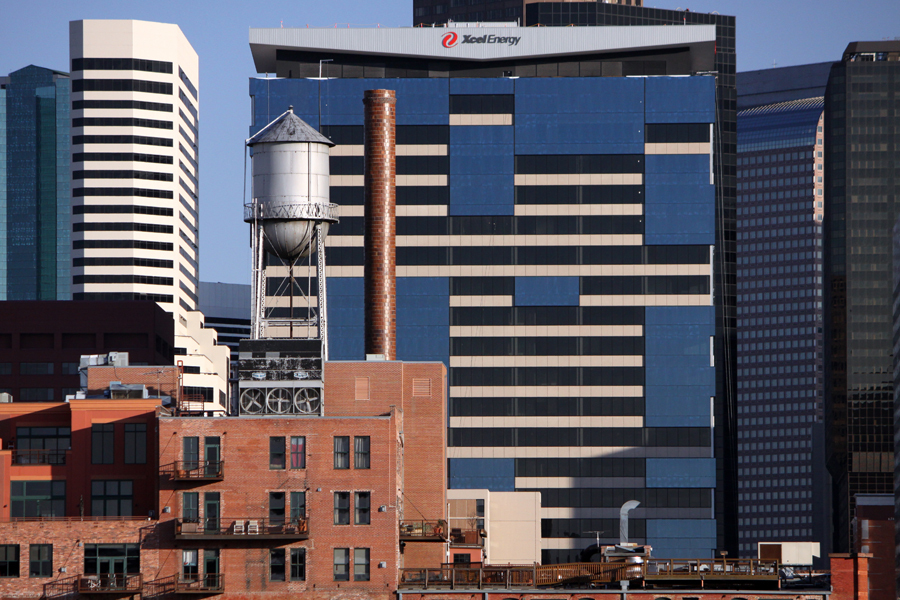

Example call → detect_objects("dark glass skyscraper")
823 41 900 554
735 63 831 559
0 66 71 301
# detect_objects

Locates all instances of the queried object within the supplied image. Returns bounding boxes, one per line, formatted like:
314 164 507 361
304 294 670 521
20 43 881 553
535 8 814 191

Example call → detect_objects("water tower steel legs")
317 222 329 360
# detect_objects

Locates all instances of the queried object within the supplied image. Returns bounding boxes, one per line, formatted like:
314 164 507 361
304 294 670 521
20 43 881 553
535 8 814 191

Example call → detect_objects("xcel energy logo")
442 31 521 48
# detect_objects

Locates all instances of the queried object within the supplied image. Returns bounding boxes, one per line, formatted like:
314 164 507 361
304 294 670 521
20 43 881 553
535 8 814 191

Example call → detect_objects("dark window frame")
269 437 286 470
334 492 350 525
0 545 19 578
91 424 114 464
290 548 306 581
290 436 306 469
354 436 370 469
29 545 52 578
334 436 350 469
355 492 371 525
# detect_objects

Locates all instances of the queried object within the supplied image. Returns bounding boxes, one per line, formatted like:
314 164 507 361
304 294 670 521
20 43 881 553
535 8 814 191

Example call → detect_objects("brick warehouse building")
0 359 446 600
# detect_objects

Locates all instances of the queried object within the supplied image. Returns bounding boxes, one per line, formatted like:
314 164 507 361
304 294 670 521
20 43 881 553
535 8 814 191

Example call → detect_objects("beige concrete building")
448 489 541 566
70 20 227 412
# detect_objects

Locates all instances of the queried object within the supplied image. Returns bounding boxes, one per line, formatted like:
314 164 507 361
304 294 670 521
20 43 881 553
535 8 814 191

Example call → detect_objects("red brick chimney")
363 89 397 360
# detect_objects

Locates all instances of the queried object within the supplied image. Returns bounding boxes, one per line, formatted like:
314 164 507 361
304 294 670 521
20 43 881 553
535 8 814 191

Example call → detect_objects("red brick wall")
325 361 448 525
854 504 896 600
87 365 179 399
399 593 830 600
830 553 871 600
159 412 401 597
0 520 160 600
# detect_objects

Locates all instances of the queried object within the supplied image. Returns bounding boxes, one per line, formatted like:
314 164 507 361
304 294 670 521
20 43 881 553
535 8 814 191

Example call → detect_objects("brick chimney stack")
363 89 397 360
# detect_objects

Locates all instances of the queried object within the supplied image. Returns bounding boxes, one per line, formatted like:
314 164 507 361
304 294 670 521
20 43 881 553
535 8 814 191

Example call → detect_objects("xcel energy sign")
441 32 521 48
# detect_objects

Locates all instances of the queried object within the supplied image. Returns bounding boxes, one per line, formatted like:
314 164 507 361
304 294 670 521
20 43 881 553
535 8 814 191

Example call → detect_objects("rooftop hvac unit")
0 393 12 403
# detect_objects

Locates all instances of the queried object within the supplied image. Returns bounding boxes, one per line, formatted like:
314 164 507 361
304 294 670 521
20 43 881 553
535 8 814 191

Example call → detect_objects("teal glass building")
0 65 71 301
248 25 732 561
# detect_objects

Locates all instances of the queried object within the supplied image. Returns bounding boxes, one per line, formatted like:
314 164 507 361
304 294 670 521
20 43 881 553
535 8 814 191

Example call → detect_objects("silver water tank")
245 107 338 261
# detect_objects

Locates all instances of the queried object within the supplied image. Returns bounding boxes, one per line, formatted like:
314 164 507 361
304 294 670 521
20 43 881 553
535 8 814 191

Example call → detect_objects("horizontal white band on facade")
514 173 643 186
330 174 448 186
328 234 643 247
339 205 448 217
513 204 643 216
78 248 175 258
330 144 448 156
74 214 175 225
449 114 513 126
73 161 177 174
449 295 513 307
450 385 643 397
76 232 175 241
449 355 643 368
515 477 645 489
264 294 319 308
448 446 712 459
644 142 711 155
450 416 643 428
264 325 320 338
542 508 707 520
321 263 703 278
580 294 711 306
542 539 611 550
450 325 642 337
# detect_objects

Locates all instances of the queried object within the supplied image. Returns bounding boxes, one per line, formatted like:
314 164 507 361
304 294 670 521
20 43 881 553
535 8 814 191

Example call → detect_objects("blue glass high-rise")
0 65 71 300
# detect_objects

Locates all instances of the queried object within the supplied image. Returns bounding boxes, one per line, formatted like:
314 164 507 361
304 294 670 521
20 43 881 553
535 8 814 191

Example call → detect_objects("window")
84 544 140 575
182 550 198 579
354 437 370 469
92 424 114 464
29 545 51 578
334 492 350 525
290 491 306 522
20 362 54 375
15 427 70 465
333 549 349 581
354 548 370 581
0 545 19 577
183 492 199 522
270 437 285 470
334 436 349 469
290 548 306 581
91 480 133 517
270 492 285 526
11 481 65 518
290 436 305 469
183 437 199 470
355 492 370 525
124 423 146 464
270 549 286 581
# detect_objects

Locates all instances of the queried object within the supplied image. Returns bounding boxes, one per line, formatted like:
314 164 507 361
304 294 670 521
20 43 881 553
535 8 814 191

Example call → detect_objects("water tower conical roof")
246 107 335 147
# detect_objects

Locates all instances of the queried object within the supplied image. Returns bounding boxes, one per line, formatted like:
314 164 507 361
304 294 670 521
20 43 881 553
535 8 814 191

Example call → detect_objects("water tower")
237 107 338 416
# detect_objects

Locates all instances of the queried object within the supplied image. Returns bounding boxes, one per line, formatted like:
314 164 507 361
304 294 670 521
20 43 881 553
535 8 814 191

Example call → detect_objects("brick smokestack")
363 89 397 360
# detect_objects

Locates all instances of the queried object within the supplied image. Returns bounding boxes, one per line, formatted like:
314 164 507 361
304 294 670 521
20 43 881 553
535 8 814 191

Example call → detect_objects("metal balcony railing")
171 460 225 480
175 517 308 539
399 520 447 540
77 574 143 594
12 449 67 465
175 574 224 593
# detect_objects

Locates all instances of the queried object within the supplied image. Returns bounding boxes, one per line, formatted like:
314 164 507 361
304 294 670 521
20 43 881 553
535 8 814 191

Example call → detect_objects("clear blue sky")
1 0 897 285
